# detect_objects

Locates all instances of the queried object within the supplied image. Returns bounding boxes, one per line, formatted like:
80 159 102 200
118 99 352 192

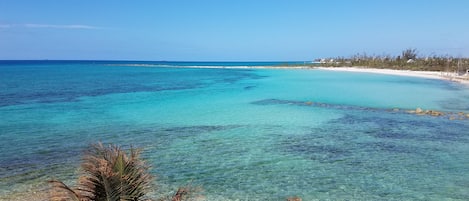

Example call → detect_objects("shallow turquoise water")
1 62 469 200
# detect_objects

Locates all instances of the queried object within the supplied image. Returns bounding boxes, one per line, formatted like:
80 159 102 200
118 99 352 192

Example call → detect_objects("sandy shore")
315 67 469 86
223 66 469 86
111 63 469 87
161 64 469 86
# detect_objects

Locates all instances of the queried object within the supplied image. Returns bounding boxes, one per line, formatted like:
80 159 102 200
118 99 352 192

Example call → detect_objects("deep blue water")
0 62 265 107
0 60 307 67
1 61 469 200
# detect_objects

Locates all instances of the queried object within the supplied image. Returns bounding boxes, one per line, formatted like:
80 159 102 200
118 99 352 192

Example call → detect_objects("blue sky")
0 0 468 61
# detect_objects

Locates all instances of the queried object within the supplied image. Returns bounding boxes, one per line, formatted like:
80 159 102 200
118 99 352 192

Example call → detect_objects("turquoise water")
1 61 469 200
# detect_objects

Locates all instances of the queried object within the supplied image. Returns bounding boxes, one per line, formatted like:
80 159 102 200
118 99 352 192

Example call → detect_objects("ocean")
1 61 469 200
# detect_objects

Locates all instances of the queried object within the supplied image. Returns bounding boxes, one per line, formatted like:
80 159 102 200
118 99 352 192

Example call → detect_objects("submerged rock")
427 110 444 116
415 107 424 114
252 99 467 121
407 107 449 117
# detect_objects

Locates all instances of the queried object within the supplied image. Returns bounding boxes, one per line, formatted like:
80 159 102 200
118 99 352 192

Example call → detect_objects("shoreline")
314 67 469 86
150 64 469 86
166 64 469 86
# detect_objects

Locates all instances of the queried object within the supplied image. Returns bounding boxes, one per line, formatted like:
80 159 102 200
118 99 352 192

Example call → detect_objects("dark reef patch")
0 65 266 107
251 98 469 120
276 111 469 164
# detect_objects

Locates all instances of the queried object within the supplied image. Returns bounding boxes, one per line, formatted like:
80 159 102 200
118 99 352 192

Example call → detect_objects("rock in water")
415 107 423 114
428 110 444 116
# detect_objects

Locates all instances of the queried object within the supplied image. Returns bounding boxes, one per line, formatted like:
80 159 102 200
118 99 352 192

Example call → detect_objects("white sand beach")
146 64 469 86
315 67 469 86
220 66 469 86
108 63 469 87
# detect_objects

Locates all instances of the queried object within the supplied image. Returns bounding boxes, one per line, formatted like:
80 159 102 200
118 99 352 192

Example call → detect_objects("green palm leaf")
50 142 152 201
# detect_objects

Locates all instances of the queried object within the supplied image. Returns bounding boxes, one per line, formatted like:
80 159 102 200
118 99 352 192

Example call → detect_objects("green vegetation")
314 48 469 73
49 143 196 201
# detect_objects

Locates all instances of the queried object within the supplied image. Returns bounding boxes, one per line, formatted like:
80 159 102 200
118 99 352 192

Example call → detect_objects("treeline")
314 48 469 73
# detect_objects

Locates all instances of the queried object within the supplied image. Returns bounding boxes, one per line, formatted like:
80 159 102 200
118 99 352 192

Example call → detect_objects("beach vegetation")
314 48 469 73
49 143 197 201
402 48 418 60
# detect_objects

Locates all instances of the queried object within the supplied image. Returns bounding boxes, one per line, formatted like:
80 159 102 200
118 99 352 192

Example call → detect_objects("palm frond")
50 142 152 201
48 180 87 201
83 143 152 201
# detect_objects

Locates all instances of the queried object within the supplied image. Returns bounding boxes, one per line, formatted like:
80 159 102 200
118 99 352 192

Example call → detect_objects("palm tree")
49 143 152 201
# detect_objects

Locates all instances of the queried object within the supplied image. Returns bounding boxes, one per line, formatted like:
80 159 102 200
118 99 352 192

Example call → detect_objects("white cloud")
24 24 100 29
0 23 101 29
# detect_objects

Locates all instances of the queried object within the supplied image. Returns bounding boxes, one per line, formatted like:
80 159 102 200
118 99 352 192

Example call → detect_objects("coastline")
154 64 469 87
314 66 469 86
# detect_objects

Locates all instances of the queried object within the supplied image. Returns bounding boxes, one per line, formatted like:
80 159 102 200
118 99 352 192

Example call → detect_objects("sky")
0 0 468 61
